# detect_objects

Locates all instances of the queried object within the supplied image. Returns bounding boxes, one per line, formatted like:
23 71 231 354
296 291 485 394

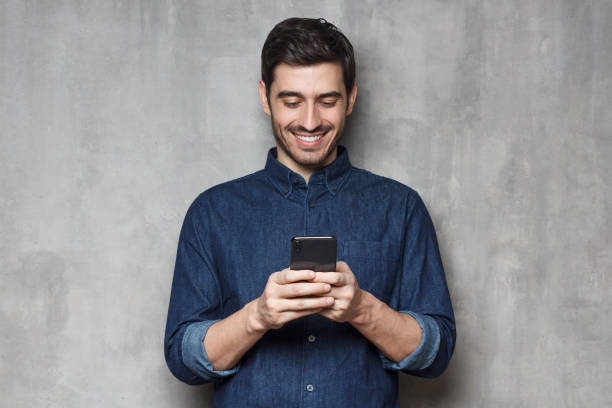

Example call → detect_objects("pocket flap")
342 240 401 262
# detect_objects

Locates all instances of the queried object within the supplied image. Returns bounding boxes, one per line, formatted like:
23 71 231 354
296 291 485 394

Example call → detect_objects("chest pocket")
341 240 401 304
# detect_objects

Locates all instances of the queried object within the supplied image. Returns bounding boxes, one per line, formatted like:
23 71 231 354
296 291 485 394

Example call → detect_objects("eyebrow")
276 91 343 100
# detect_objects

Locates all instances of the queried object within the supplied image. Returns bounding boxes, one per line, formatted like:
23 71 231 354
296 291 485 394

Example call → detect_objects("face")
258 62 357 173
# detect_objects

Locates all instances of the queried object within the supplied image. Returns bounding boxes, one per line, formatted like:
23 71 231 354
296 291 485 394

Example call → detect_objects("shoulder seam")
349 167 419 196
193 170 266 203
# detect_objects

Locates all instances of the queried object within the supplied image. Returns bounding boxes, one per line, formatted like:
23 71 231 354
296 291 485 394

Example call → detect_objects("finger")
277 282 331 298
304 286 341 299
313 272 345 286
278 308 325 324
277 296 334 311
273 268 315 284
336 261 351 272
317 309 337 321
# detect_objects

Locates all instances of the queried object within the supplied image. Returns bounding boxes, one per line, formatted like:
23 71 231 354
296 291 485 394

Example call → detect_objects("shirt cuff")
181 320 240 381
379 311 441 371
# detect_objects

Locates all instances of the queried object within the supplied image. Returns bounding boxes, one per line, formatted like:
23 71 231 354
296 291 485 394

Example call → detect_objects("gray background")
1 1 610 407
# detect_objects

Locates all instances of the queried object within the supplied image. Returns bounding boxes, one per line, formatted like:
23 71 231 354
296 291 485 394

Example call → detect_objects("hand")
312 261 364 323
248 268 334 332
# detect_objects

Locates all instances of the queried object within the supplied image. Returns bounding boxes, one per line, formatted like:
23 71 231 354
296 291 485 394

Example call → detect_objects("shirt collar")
264 145 352 197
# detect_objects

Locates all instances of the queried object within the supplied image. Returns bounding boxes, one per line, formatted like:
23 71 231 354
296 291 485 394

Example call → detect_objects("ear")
258 80 271 116
345 83 358 116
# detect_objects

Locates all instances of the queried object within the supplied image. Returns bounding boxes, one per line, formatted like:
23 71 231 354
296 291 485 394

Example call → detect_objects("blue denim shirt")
164 146 456 407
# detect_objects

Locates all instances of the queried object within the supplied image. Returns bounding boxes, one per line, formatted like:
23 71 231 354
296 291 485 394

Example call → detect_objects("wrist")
244 298 268 336
348 289 378 328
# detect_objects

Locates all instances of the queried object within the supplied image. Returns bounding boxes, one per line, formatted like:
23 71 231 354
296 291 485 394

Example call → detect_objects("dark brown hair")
261 17 356 99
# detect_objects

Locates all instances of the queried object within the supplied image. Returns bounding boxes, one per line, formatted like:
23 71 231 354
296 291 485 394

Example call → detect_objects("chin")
290 142 337 167
293 153 328 167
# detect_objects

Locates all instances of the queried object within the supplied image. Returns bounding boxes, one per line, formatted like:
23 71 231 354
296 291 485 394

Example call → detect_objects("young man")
164 18 456 407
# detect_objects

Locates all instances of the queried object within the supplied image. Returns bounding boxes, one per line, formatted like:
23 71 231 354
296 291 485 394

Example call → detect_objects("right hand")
248 268 334 332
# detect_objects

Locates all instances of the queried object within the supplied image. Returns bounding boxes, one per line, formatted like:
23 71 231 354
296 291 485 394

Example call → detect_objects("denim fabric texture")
164 146 456 407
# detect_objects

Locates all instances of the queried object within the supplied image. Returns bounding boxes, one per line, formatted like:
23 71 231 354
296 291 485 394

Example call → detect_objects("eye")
283 100 300 108
321 100 338 108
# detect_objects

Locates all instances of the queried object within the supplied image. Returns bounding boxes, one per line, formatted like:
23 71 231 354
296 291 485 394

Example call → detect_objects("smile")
294 134 323 142
289 128 331 146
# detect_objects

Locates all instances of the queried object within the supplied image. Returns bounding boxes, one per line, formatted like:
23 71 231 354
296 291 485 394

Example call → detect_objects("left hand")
312 261 364 322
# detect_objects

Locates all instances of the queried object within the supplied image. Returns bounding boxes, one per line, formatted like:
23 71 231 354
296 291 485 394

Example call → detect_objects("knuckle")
267 299 278 312
264 287 275 299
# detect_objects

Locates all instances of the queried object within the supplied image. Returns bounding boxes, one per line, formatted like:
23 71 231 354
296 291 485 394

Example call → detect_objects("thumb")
336 260 351 272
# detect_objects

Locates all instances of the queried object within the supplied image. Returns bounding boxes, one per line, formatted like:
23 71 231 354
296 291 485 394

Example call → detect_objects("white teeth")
295 134 323 142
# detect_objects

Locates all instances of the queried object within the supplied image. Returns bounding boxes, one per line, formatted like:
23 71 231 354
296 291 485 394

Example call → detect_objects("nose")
300 101 322 132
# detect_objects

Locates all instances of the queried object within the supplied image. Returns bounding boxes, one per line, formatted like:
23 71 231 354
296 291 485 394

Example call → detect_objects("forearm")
349 290 422 363
203 299 267 371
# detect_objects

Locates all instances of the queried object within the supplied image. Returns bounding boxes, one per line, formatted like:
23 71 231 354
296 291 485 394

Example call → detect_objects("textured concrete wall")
1 1 610 407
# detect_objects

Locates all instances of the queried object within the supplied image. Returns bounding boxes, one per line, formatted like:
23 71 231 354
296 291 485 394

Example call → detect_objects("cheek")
272 109 298 129
324 109 347 127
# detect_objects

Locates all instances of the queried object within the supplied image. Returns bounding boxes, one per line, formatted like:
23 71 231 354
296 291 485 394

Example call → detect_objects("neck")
276 146 338 184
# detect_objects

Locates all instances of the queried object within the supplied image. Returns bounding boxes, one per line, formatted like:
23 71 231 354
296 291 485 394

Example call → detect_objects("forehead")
271 62 345 96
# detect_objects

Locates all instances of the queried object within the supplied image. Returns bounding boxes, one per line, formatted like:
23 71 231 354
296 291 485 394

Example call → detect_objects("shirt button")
306 384 314 392
308 202 315 208
308 335 316 343
292 177 299 184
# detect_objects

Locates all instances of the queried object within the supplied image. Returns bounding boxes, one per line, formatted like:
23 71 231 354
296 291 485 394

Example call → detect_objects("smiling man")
164 18 456 407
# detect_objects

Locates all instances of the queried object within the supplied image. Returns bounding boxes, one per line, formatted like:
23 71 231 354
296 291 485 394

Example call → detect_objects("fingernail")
326 297 334 304
309 271 315 278
324 284 330 291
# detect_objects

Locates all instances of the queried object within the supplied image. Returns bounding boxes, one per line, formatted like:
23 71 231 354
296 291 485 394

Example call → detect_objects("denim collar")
264 145 352 198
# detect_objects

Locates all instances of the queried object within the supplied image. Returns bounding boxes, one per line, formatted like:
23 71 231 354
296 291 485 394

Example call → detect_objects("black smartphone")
290 236 337 272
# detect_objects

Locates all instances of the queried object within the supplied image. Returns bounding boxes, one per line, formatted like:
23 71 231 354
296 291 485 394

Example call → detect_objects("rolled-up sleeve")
389 192 456 378
379 310 441 371
181 320 240 380
164 197 239 384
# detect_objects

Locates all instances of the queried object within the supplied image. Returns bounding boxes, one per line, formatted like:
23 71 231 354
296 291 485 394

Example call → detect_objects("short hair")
261 17 356 99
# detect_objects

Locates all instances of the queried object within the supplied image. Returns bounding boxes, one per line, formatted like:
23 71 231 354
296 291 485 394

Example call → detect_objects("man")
164 17 456 407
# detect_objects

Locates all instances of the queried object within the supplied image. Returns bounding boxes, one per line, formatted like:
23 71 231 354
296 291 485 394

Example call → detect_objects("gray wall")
1 1 610 407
